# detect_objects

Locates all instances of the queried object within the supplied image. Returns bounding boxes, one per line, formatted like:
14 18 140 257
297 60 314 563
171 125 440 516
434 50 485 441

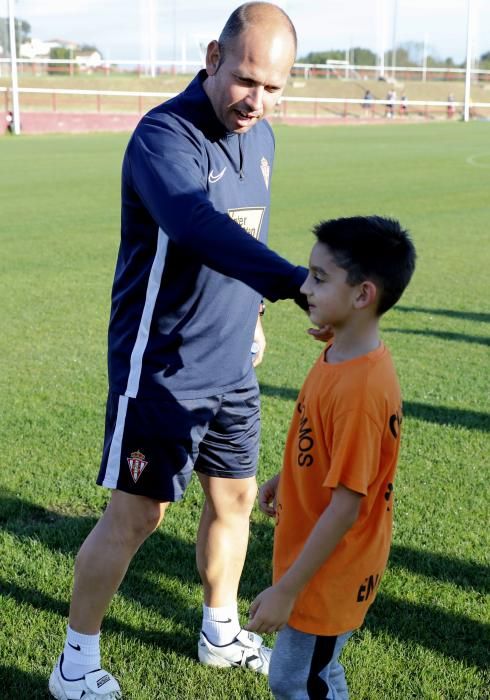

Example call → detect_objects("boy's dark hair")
313 216 416 316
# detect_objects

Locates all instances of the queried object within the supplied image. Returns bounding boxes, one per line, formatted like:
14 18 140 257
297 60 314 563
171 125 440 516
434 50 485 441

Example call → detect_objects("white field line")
466 153 490 168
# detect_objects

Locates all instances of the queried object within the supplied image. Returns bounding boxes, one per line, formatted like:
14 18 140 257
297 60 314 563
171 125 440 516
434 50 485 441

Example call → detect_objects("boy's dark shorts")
97 382 260 502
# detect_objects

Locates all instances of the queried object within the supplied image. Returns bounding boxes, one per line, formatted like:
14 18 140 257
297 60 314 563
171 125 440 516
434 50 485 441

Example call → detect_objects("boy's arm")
246 484 362 634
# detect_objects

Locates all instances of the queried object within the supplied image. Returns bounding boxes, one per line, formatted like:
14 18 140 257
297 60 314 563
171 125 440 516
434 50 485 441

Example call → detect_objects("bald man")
49 4 304 698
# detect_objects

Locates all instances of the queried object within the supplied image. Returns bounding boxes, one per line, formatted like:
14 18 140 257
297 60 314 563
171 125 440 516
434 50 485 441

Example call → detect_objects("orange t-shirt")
273 342 402 636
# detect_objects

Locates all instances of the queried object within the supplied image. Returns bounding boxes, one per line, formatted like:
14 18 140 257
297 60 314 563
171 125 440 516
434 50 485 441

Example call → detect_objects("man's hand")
252 315 266 367
246 584 295 634
307 324 334 342
258 473 280 517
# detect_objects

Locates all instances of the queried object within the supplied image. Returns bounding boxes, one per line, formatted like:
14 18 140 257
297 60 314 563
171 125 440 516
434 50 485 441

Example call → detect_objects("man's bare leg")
196 474 257 608
49 491 169 697
195 474 271 674
69 490 168 633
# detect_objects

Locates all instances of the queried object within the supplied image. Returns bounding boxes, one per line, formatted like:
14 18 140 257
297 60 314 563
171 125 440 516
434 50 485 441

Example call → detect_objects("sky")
4 0 489 65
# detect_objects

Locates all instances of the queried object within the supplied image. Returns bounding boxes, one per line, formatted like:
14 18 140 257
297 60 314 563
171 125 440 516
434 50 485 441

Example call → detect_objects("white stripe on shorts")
125 227 169 398
102 394 129 488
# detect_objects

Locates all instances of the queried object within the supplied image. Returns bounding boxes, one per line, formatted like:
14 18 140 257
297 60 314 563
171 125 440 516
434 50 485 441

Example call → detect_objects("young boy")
247 215 416 699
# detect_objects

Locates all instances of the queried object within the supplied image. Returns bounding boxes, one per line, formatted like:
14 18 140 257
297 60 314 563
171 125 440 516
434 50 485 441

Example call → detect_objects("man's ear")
354 280 378 309
205 40 222 76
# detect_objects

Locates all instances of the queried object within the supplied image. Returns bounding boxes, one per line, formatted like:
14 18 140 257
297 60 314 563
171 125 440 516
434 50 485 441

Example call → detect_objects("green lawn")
0 122 489 699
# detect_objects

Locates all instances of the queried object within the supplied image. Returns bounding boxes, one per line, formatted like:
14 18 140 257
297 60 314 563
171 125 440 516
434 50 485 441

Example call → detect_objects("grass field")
1 121 489 699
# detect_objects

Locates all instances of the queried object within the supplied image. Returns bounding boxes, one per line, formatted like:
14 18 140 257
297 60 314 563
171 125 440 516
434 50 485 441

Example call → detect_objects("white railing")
4 86 490 131
1 57 490 79
2 62 490 132
3 85 489 109
292 62 490 78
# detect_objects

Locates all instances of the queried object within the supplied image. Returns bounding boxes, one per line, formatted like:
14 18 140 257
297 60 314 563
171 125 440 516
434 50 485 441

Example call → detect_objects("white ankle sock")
61 626 101 680
202 603 241 646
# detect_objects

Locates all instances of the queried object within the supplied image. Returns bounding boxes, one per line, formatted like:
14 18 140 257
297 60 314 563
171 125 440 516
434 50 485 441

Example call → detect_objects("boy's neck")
326 319 380 364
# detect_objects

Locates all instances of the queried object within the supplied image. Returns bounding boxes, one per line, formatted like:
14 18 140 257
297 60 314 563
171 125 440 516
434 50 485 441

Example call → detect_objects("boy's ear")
205 40 222 76
354 280 378 310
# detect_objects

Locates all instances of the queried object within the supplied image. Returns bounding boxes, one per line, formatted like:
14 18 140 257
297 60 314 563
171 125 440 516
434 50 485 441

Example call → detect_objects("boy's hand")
252 315 266 367
246 585 295 634
307 324 334 342
258 473 280 517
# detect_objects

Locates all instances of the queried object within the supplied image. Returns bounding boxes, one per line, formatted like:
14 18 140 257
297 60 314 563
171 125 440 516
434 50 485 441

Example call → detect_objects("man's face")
204 26 295 134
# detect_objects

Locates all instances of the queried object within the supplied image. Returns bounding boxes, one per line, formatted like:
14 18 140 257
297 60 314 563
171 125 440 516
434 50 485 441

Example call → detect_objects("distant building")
18 38 102 75
20 38 52 59
74 50 103 72
19 38 79 60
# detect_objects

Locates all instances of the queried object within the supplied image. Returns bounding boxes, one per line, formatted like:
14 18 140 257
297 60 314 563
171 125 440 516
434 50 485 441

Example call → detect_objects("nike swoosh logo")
214 618 232 623
68 642 82 651
208 167 227 184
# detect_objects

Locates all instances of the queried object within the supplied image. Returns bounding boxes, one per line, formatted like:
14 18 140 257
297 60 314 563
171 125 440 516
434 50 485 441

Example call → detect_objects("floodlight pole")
463 0 474 122
149 0 157 78
377 0 386 79
7 0 21 134
391 0 398 80
172 0 177 73
422 33 428 83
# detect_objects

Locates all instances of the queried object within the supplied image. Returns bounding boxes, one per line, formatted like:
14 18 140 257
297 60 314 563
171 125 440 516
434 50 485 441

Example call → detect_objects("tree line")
299 43 490 70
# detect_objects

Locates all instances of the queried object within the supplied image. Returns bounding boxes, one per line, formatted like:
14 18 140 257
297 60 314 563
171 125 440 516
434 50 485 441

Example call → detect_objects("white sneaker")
49 655 122 699
198 629 271 675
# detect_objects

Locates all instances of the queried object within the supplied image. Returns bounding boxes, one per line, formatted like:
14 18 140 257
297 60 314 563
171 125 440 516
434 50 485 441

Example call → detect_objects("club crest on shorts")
127 450 148 483
260 157 270 189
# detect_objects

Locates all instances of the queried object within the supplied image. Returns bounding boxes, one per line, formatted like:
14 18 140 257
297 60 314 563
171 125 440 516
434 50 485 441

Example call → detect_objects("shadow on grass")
364 594 490 671
0 665 49 699
395 306 490 324
403 401 489 433
390 544 490 594
0 491 199 656
260 383 489 433
386 327 490 347
1 493 489 671
259 383 298 402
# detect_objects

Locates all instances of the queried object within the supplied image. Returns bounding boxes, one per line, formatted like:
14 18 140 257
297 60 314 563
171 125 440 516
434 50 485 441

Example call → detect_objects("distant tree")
48 47 72 75
480 51 490 69
0 17 31 54
399 41 424 65
385 47 416 68
298 50 346 64
425 54 459 69
298 47 378 67
0 18 6 55
350 47 377 65
297 43 463 73
425 55 441 68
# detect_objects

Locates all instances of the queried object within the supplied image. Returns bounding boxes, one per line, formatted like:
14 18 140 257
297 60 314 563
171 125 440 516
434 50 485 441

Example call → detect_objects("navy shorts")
97 382 260 502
